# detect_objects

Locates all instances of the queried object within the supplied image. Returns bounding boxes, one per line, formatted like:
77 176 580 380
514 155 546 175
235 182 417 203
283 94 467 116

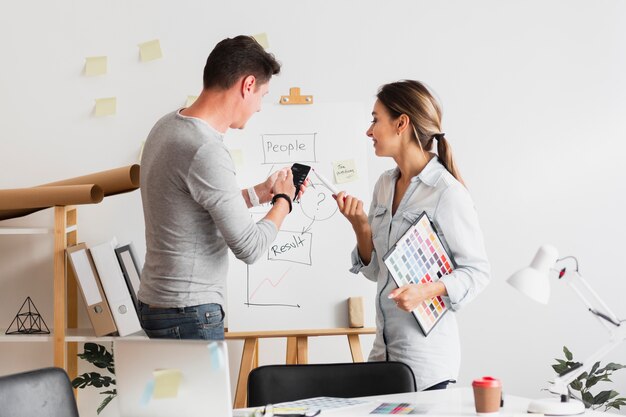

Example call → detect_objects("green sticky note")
333 159 359 184
186 95 198 107
139 39 163 62
229 149 244 169
152 369 182 399
85 56 107 76
94 97 116 117
252 33 269 49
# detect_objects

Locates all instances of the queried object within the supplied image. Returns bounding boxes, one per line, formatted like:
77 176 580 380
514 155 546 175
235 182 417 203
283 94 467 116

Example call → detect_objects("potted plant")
551 346 626 412
72 342 116 415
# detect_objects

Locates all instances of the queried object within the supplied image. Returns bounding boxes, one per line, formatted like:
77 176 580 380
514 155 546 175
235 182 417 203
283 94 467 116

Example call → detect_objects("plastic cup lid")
472 376 501 388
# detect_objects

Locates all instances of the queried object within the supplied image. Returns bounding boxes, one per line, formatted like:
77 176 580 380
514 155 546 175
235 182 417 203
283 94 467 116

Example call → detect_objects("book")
90 238 142 336
66 243 117 337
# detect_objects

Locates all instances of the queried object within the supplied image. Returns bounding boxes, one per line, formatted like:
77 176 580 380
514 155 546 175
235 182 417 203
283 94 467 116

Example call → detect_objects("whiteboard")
225 102 377 331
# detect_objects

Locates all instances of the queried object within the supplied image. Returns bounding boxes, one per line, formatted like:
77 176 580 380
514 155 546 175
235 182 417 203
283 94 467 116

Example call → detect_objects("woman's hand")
388 282 447 312
335 191 368 231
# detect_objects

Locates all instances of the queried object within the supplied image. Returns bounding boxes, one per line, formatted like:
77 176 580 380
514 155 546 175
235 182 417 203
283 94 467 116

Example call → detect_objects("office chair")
0 367 79 417
247 361 416 407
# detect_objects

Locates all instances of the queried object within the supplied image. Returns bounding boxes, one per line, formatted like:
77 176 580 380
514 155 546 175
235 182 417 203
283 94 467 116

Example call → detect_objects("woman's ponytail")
436 135 465 187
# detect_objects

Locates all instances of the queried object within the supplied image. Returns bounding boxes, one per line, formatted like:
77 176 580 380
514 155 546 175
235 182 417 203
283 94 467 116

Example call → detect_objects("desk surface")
236 387 606 417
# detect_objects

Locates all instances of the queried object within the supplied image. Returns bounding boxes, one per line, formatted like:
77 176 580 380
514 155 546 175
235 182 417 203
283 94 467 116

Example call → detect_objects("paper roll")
0 164 140 221
0 185 103 210
43 164 140 197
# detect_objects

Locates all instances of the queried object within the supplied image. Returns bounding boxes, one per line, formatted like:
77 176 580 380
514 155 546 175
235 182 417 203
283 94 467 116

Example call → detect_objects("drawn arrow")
301 217 315 235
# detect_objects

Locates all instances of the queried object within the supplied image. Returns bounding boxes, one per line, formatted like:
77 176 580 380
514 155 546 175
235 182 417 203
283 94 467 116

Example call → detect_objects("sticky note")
208 342 224 370
85 56 107 76
252 33 269 49
186 95 198 107
138 140 146 163
333 159 359 184
152 369 182 399
138 39 163 62
229 149 244 169
94 97 116 117
140 380 155 406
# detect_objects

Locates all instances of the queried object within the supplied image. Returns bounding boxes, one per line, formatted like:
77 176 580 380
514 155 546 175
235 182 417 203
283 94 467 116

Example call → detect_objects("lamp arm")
563 272 620 333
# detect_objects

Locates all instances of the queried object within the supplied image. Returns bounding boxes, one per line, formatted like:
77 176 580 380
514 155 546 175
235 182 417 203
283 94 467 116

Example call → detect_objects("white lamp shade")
507 244 558 305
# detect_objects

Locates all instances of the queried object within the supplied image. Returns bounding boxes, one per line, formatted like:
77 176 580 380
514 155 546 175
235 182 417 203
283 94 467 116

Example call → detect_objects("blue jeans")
138 301 225 340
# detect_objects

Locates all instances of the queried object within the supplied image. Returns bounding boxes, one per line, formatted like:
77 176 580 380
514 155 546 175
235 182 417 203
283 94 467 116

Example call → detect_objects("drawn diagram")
225 102 373 331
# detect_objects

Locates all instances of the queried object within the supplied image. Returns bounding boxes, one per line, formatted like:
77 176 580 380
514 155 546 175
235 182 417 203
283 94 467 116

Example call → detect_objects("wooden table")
225 327 376 408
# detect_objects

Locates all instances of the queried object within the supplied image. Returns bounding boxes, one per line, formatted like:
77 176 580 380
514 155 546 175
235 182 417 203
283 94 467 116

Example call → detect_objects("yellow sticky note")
186 95 198 107
252 33 269 49
229 149 244 169
94 97 116 117
333 159 359 184
152 369 182 399
85 56 107 76
139 39 163 62
138 140 146 163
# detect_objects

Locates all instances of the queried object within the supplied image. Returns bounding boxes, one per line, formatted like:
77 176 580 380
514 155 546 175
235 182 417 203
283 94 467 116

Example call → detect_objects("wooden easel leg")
296 337 308 364
347 334 364 362
286 337 297 364
234 338 258 409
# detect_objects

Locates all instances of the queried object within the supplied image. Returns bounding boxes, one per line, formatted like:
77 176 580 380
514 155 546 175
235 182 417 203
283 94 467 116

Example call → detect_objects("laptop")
114 339 232 417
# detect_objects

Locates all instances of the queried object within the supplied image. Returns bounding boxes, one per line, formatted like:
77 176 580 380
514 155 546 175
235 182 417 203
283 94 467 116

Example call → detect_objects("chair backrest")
247 361 416 407
0 367 79 417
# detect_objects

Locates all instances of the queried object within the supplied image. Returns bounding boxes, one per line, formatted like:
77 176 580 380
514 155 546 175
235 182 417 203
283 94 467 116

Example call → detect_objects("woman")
336 80 490 391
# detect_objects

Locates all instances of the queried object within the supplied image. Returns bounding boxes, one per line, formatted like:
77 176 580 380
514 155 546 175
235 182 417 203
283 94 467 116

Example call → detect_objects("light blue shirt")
350 156 490 390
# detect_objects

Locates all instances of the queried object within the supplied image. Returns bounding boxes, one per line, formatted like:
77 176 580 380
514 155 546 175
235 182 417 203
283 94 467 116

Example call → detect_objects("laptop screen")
114 339 232 417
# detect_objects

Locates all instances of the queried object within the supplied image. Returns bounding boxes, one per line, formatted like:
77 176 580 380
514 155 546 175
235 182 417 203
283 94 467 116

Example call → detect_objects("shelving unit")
1 207 82 381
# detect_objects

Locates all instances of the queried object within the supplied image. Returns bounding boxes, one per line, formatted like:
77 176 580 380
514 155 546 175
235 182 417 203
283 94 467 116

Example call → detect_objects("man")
138 35 301 340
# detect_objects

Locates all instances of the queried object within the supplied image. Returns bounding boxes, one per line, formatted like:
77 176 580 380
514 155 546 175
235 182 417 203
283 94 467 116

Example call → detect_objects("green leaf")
100 389 117 395
96 394 116 415
582 392 594 408
593 390 618 405
570 379 583 391
564 346 573 361
77 343 114 371
586 375 601 389
602 363 626 372
71 372 114 389
589 361 600 376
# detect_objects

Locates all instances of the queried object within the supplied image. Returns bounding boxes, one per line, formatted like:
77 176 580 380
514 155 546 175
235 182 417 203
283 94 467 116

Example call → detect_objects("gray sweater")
138 110 277 307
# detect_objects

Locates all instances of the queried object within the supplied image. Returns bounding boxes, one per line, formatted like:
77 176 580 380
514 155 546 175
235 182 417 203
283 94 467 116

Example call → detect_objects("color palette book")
382 212 456 336
370 402 423 414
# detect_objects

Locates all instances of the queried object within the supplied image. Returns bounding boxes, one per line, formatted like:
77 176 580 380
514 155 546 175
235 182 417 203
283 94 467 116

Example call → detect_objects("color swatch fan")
382 212 455 336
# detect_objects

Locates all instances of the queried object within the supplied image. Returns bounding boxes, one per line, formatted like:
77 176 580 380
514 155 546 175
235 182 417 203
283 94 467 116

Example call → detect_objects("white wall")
1 1 625 416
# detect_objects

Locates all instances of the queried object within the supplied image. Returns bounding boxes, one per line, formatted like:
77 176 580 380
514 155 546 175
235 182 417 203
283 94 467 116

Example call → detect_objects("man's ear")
241 75 256 97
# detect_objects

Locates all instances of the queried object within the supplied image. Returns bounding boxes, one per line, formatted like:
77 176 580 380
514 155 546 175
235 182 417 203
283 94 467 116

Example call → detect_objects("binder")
90 238 142 336
114 243 142 314
66 243 117 337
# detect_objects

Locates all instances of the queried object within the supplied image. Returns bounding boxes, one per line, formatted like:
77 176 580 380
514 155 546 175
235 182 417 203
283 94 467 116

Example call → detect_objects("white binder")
90 238 142 336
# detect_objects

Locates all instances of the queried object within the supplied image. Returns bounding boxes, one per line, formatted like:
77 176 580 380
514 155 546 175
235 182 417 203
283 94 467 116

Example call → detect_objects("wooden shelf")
0 330 52 342
64 328 148 343
0 328 148 343
0 227 51 235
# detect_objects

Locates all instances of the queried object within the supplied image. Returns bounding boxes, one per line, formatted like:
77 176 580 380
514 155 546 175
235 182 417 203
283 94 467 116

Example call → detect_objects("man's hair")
203 35 281 90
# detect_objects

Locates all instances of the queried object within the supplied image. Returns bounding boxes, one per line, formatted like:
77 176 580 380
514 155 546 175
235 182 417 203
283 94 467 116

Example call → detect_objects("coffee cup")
472 376 502 415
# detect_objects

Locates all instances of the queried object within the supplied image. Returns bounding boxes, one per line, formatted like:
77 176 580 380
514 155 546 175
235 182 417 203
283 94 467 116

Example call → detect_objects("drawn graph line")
244 265 301 308
250 267 291 300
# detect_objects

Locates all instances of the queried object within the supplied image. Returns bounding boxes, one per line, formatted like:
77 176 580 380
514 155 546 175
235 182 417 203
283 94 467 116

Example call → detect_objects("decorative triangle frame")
5 296 50 335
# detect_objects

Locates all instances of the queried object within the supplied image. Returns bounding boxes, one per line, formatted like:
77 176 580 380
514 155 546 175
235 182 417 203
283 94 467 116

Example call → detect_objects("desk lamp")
507 244 625 415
